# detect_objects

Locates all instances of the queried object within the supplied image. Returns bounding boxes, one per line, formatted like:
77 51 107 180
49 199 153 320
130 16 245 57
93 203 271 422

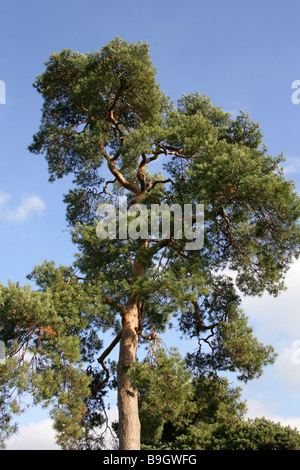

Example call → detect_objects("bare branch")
92 330 122 394
103 297 128 318
192 299 225 333
100 178 117 200
101 144 141 196
148 177 175 191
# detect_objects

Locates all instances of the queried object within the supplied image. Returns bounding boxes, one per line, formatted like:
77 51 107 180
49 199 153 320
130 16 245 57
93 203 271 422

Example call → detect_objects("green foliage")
129 345 194 445
1 37 300 449
0 264 109 449
172 416 300 450
130 346 300 450
186 305 277 383
0 355 31 448
28 37 167 186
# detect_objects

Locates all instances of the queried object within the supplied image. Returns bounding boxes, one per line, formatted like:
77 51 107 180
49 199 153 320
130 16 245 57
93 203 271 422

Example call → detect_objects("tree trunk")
117 296 141 450
117 247 147 450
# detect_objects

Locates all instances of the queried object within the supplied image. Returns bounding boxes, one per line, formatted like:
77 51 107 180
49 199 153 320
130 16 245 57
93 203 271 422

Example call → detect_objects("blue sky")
1 0 300 449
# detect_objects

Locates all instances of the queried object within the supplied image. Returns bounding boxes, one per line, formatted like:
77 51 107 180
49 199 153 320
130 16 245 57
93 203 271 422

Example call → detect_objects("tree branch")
92 330 122 394
192 299 225 334
148 177 175 191
103 297 128 318
101 144 141 195
100 178 117 199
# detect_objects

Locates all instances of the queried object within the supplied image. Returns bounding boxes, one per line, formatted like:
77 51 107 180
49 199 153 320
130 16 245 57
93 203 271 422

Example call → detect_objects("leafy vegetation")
1 37 300 449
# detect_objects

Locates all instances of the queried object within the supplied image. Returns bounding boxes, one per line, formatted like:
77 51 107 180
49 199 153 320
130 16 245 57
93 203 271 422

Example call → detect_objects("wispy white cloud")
239 259 300 433
240 259 300 340
281 155 300 176
270 344 300 398
6 195 46 222
5 419 59 450
0 189 10 211
246 399 300 431
5 406 119 450
0 192 46 222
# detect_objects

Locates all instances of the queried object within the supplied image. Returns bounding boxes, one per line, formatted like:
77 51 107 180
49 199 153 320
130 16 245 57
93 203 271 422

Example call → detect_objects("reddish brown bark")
117 297 140 450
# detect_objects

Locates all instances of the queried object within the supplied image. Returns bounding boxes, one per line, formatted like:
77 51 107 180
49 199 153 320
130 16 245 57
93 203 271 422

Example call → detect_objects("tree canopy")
130 345 300 450
1 37 300 450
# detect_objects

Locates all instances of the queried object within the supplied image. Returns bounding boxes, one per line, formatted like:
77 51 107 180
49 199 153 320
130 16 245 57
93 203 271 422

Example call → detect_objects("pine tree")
1 37 300 449
129 345 300 450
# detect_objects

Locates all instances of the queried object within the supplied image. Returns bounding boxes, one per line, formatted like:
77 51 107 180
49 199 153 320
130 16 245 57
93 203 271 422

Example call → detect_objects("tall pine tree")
1 37 299 449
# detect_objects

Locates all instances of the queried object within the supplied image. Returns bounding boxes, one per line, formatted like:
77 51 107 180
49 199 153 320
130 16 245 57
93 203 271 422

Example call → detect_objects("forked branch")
92 330 122 394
